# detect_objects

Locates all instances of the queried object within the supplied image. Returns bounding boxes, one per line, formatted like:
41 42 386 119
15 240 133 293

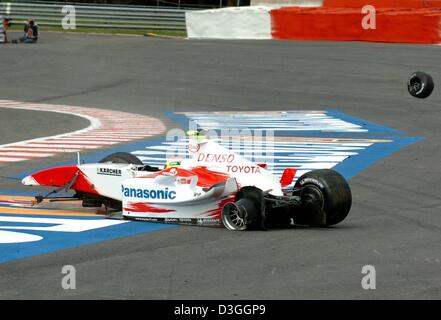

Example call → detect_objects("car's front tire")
98 152 143 165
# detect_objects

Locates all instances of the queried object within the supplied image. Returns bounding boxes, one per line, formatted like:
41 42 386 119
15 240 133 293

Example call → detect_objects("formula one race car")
21 137 352 230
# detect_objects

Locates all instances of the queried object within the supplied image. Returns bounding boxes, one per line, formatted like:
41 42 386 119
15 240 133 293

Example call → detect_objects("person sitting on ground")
0 17 11 44
19 18 38 43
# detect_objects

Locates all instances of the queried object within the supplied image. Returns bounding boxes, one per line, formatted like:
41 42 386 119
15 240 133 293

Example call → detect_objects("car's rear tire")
294 169 351 226
99 152 143 165
408 71 434 99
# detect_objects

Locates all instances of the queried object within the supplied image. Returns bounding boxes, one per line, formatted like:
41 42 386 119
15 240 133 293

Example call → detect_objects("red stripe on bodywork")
204 195 236 220
124 202 176 213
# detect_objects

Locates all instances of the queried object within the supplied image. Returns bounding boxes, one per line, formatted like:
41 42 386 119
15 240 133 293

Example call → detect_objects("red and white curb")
0 100 166 164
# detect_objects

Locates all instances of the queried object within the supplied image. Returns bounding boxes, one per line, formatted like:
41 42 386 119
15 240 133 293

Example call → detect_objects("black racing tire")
99 152 143 165
408 71 434 99
294 169 351 226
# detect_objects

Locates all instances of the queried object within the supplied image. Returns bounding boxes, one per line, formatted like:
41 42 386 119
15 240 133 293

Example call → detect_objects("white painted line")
27 144 99 149
0 157 29 162
92 131 154 135
0 152 54 157
1 147 81 153
73 133 147 137
46 139 118 145
0 109 102 147
61 136 132 141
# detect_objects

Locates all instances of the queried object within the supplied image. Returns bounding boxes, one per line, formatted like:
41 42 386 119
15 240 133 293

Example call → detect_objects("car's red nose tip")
22 175 39 186
21 165 79 187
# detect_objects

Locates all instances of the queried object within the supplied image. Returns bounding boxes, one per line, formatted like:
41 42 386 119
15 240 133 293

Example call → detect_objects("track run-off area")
0 33 441 299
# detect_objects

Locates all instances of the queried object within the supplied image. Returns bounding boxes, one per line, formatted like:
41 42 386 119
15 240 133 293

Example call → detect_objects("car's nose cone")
22 175 39 186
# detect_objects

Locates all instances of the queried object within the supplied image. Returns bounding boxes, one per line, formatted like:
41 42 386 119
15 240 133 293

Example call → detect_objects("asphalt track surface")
0 108 89 145
1 32 441 299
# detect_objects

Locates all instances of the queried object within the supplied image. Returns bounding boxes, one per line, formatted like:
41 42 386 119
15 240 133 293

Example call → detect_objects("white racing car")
22 136 352 230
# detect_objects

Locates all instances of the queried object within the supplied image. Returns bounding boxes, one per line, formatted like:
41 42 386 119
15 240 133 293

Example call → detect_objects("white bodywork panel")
122 176 237 220
182 139 284 196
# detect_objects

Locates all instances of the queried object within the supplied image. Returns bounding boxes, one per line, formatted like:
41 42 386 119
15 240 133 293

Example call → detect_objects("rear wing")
280 168 297 188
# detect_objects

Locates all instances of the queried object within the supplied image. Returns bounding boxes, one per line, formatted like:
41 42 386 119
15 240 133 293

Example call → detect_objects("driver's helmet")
164 158 182 169
186 129 208 140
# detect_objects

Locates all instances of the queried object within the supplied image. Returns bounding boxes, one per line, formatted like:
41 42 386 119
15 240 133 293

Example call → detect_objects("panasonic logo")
122 186 176 200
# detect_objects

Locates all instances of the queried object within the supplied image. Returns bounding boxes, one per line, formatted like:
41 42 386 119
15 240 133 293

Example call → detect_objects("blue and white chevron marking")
130 110 419 183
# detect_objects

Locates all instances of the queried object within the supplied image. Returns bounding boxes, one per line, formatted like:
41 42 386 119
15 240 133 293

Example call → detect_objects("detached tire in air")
294 169 351 227
408 71 434 99
99 152 143 165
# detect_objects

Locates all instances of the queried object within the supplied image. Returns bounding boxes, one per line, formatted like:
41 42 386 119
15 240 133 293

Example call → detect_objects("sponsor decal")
126 216 220 226
177 177 192 185
122 185 177 200
197 153 235 163
197 218 220 226
226 165 261 174
298 177 324 189
188 143 200 153
97 168 122 176
130 217 159 222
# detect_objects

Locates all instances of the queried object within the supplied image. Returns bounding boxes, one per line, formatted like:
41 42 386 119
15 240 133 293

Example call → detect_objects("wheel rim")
229 205 246 228
302 185 325 209
409 77 423 95
222 203 247 231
